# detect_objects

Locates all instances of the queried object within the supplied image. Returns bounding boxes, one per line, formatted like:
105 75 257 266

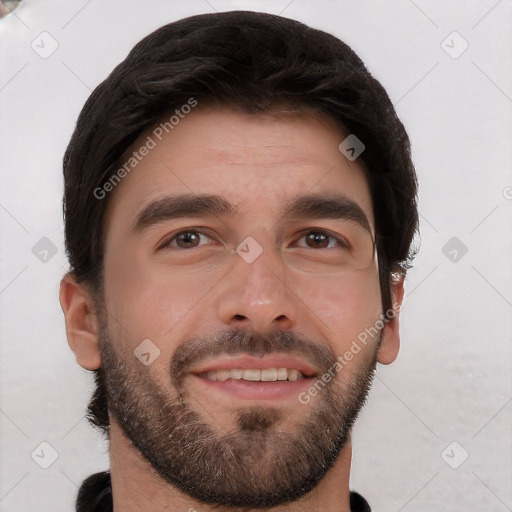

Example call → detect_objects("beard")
98 321 378 509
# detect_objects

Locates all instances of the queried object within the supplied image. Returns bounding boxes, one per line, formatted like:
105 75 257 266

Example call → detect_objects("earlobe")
377 271 405 365
59 273 102 370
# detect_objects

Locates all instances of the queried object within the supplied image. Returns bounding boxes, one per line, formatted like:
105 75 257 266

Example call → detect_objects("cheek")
292 268 382 346
103 249 221 342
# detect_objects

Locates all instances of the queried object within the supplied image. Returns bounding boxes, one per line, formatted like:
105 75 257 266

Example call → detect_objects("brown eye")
159 230 214 250
296 230 346 249
175 231 201 248
305 232 330 248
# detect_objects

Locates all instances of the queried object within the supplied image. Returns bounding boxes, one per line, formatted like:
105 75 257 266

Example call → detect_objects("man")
59 10 418 512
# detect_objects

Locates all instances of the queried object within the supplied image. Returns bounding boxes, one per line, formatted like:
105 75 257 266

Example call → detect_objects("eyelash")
158 228 348 250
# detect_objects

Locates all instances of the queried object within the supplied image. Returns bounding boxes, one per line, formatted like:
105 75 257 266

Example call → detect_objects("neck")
109 419 353 512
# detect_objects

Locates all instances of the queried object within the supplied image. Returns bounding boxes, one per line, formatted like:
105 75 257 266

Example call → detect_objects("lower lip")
191 374 313 400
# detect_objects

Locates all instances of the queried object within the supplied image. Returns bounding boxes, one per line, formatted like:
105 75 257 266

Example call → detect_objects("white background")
0 1 511 511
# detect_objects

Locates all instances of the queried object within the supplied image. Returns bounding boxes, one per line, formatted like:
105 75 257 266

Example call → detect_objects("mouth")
200 367 307 382
189 354 317 400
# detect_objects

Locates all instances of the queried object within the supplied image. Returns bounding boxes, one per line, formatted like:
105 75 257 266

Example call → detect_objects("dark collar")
77 471 372 511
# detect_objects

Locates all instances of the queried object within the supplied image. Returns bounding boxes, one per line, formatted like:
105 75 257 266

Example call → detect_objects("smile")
189 354 317 400
200 367 306 382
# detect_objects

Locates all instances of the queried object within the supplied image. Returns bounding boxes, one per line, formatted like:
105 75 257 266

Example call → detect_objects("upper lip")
189 353 318 378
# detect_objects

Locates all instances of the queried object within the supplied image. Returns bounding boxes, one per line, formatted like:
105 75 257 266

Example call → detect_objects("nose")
216 244 298 333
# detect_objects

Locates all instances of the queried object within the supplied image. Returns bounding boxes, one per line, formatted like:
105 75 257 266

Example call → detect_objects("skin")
60 105 405 512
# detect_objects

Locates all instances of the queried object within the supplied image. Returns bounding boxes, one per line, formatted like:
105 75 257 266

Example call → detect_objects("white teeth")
287 369 300 382
205 371 217 381
243 369 261 381
276 368 288 380
203 367 305 382
261 368 278 381
217 370 231 381
230 368 243 380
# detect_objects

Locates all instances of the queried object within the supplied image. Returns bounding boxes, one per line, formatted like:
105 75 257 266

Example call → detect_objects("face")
91 106 392 507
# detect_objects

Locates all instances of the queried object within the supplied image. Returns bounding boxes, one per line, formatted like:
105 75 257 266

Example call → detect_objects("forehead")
104 106 374 232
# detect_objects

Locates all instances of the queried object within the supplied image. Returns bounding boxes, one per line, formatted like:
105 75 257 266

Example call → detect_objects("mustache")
170 329 337 388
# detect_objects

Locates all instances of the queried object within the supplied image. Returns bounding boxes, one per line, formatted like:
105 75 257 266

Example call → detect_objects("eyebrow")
134 194 234 231
282 194 372 234
133 193 372 235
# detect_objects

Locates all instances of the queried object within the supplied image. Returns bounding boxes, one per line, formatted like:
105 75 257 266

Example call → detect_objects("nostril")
234 314 246 321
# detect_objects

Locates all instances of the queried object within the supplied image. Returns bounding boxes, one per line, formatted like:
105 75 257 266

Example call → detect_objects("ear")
59 273 101 370
377 272 405 365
